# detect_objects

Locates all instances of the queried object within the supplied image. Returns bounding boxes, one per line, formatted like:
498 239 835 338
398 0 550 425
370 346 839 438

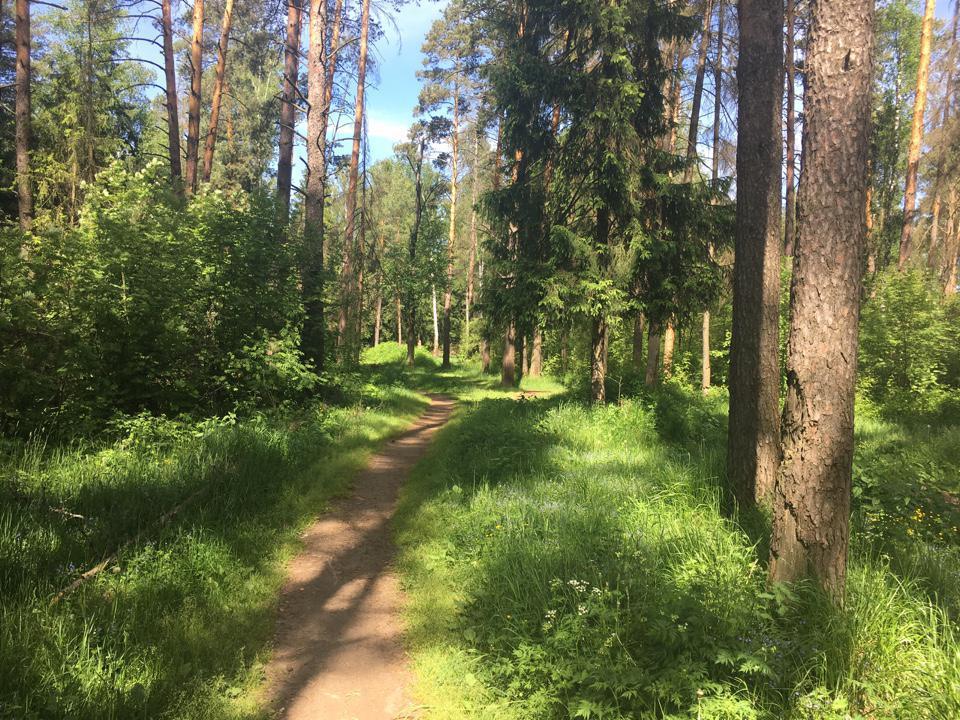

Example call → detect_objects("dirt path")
262 394 455 720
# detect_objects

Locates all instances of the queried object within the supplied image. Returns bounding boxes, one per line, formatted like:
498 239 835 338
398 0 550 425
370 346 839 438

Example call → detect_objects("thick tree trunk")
530 327 542 378
184 0 204 193
160 0 182 185
302 0 330 370
769 0 874 603
701 311 711 393
944 188 958 296
277 0 302 220
783 0 797 257
898 0 935 269
683 0 715 180
501 325 516 387
662 322 676 378
645 323 661 387
15 0 32 232
201 0 234 183
727 0 784 507
406 140 426 368
338 0 371 356
481 335 491 373
632 314 645 369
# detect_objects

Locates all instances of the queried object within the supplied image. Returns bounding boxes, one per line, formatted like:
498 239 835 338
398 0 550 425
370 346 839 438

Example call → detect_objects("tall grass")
0 382 426 719
397 390 960 719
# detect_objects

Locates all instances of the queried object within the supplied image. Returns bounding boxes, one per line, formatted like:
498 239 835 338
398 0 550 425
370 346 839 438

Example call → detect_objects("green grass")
0 378 428 720
396 387 960 719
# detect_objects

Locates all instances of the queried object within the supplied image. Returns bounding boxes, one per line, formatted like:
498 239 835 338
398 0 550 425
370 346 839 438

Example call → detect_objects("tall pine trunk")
501 325 516 387
184 0 204 193
15 0 32 233
432 285 440 355
770 0 874 603
898 0 935 269
632 314 645 369
201 0 234 183
338 0 371 357
928 4 959 268
302 0 330 370
277 0 302 220
442 83 460 369
645 324 661 387
530 328 542 378
160 0 182 185
728 0 783 507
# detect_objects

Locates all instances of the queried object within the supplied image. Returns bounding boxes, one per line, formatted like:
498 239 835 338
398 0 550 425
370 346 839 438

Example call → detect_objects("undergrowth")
397 389 960 719
0 376 426 719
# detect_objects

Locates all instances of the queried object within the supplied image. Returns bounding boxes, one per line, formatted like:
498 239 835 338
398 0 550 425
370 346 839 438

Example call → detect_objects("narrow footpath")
262 394 456 720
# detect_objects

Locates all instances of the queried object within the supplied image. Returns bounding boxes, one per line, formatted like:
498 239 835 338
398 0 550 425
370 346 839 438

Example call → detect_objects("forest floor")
261 394 456 720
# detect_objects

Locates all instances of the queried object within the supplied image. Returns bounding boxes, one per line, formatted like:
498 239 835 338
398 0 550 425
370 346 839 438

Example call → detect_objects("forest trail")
262 394 456 720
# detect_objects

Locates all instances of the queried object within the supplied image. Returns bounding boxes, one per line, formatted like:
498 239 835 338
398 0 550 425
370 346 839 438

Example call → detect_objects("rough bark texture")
769 0 874 603
201 0 234 184
277 0 301 220
160 0 182 185
302 0 329 370
727 0 783 507
15 0 32 232
645 323 661 387
928 4 959 270
897 0 935 269
405 140 426 367
337 0 371 357
184 0 204 193
783 0 797 257
662 323 676 378
465 131 480 350
501 325 516 387
530 327 542 378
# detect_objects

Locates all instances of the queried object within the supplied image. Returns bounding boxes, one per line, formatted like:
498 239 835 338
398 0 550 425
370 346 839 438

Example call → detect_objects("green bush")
859 270 956 417
0 161 301 433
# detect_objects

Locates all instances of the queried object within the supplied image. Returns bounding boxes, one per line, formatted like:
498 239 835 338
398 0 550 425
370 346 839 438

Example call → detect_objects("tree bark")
277 0 302 220
783 0 797 257
944 188 958 296
898 0 936 269
769 0 874 603
442 81 460 369
15 0 32 232
590 316 607 403
645 323 661 387
465 130 480 352
373 289 382 346
184 0 204 193
927 4 959 270
501 324 516 387
302 0 330 369
160 0 182 185
632 313 645 369
200 0 233 183
728 0 784 507
338 0 370 356
406 139 426 367
530 327 542 378
662 322 676 378
396 295 403 343
432 285 440 355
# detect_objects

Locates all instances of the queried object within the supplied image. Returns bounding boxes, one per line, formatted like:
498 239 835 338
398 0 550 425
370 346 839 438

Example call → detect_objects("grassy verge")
0 377 427 719
396 386 960 719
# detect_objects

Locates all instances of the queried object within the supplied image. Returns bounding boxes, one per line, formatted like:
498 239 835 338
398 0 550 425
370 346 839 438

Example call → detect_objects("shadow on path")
262 395 456 720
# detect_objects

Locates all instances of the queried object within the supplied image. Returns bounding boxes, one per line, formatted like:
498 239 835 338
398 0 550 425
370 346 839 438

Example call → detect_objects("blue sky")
364 1 446 161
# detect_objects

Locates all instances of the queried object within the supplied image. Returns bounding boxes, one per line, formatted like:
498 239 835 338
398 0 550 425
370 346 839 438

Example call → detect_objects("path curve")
263 394 455 720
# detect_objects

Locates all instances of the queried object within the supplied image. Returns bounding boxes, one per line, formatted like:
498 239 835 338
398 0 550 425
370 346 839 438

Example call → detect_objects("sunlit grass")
397 389 960 719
